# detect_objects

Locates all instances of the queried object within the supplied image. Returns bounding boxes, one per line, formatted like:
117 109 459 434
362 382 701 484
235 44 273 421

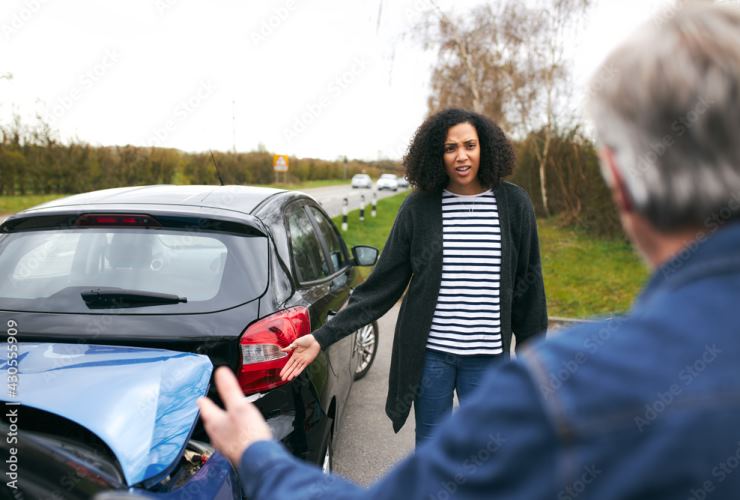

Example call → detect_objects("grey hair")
587 3 740 232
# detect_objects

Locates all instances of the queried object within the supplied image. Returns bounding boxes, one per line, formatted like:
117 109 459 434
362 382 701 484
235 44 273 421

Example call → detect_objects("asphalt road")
300 183 406 218
333 302 416 486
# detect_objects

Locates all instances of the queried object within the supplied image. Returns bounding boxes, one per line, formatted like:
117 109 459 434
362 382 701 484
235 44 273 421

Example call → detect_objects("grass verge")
0 194 70 213
538 218 648 318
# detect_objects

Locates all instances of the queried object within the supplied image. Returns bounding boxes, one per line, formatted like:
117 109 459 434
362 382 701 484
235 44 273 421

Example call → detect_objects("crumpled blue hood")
1 343 212 486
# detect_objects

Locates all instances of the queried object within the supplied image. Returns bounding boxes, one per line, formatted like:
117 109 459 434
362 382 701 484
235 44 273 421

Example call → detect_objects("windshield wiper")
81 288 187 309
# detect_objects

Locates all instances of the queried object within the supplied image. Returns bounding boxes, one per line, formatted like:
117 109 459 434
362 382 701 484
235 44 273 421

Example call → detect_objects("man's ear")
600 147 633 213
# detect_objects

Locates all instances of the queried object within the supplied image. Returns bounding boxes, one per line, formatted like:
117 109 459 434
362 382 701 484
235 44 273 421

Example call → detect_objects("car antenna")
209 151 226 186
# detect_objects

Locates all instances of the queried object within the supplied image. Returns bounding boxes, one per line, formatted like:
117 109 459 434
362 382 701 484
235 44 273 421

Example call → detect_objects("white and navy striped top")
426 189 503 356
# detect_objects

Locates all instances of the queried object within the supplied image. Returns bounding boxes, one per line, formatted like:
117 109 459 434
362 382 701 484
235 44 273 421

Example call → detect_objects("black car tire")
354 321 379 380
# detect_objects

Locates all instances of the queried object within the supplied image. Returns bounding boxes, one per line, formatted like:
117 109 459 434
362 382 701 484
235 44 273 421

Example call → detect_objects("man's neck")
626 214 702 270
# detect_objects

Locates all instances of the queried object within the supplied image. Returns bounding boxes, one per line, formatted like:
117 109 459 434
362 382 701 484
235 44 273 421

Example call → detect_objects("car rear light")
238 307 311 394
75 214 161 227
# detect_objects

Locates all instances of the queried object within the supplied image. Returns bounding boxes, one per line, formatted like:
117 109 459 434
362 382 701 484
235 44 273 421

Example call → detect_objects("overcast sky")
0 0 672 161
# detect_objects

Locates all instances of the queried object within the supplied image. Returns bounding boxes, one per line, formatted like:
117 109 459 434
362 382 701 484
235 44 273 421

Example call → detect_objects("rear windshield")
0 228 269 314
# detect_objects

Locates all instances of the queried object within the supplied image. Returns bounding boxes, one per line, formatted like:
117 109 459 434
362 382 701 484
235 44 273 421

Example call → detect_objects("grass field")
333 192 647 318
0 194 70 213
538 218 648 318
0 180 351 215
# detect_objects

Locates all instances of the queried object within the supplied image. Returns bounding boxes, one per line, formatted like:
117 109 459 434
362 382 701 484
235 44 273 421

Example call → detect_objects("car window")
286 205 330 283
306 206 346 272
0 228 268 313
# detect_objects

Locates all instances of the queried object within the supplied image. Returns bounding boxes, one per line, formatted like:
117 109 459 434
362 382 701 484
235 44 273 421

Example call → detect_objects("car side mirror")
351 245 378 266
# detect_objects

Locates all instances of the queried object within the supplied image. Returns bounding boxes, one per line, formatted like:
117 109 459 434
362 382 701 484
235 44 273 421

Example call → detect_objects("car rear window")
0 228 269 313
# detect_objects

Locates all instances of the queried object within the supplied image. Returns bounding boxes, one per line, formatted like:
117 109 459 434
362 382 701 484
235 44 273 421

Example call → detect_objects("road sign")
273 154 289 172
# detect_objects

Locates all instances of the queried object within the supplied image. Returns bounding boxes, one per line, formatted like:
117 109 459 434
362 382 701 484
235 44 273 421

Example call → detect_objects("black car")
0 185 380 496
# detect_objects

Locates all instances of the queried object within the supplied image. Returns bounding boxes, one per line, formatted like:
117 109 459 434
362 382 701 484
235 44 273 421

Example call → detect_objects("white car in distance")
351 173 373 189
376 174 399 191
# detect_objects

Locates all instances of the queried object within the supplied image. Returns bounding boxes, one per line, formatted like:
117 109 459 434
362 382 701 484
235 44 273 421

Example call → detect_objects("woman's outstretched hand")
280 334 321 381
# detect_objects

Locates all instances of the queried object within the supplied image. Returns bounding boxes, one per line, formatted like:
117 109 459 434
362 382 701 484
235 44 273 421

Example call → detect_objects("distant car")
397 176 409 189
0 185 381 498
351 174 372 189
376 174 399 191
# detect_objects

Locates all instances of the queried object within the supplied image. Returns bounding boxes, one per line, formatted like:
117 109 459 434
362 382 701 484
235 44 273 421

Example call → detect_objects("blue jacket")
238 222 740 499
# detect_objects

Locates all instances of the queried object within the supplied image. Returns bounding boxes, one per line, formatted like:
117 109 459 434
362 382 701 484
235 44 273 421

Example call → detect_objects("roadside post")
371 191 377 217
360 194 366 222
342 197 348 231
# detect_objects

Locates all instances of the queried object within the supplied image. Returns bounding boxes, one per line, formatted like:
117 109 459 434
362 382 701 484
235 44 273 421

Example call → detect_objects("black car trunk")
0 301 259 371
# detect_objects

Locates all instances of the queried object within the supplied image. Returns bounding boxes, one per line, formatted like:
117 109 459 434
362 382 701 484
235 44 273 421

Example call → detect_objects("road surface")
333 303 415 486
300 184 405 218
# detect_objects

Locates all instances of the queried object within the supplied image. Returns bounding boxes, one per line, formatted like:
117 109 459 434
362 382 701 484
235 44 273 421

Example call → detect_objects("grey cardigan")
313 182 548 432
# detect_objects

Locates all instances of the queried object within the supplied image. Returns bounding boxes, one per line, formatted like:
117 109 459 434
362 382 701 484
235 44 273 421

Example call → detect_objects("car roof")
20 185 287 216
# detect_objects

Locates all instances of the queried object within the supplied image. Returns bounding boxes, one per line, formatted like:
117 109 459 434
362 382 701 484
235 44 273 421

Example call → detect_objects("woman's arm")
280 197 414 380
511 190 548 348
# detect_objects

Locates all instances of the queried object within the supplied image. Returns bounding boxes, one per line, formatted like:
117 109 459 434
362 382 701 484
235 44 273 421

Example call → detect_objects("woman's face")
442 122 483 195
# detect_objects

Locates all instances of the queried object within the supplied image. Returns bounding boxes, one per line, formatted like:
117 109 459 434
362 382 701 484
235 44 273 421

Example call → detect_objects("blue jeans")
414 348 500 446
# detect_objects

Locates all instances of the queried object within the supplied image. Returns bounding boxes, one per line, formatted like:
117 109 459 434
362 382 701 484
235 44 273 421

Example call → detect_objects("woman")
281 108 547 445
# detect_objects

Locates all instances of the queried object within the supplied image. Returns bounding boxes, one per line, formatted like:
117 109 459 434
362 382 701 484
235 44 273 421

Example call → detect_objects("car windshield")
0 228 268 313
380 174 396 179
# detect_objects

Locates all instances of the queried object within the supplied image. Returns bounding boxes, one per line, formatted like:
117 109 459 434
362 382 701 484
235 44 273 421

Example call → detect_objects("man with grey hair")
198 3 740 498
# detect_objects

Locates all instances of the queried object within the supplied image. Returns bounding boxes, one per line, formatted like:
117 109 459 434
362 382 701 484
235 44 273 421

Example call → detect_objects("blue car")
0 342 240 498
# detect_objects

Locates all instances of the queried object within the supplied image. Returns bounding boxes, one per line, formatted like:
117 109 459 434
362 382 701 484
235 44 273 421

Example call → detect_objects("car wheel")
354 321 379 380
321 431 333 474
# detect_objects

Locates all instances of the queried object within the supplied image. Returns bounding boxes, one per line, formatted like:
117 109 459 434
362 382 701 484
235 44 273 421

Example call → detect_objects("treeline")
0 120 622 238
0 120 399 195
512 127 622 238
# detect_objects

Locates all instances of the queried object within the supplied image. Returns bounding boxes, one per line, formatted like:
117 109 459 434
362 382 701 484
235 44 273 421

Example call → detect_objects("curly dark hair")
403 108 515 192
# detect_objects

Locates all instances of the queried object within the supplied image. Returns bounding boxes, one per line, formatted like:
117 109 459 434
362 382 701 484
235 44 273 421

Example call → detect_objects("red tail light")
238 307 311 394
75 214 160 227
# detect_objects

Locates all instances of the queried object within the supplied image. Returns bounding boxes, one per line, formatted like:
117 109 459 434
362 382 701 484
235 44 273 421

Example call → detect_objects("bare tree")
416 0 592 216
